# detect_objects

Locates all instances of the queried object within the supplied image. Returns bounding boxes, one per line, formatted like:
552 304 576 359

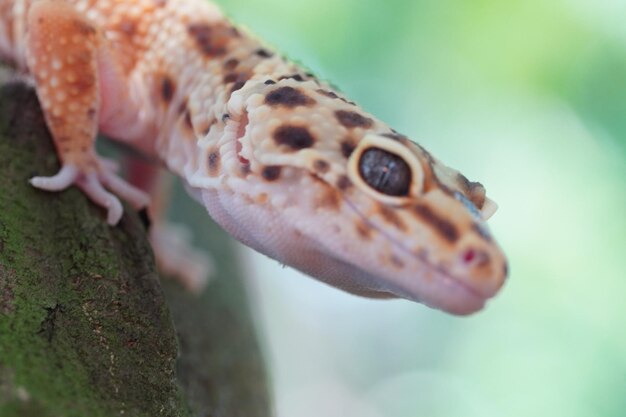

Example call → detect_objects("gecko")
0 0 507 315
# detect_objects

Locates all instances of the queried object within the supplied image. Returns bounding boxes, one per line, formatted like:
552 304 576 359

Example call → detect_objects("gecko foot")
150 223 214 293
30 158 150 225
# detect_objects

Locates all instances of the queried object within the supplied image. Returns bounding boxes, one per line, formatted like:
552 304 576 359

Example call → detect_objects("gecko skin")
0 0 507 315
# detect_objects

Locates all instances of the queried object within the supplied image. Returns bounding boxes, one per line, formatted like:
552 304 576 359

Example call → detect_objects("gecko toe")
29 164 79 191
101 170 150 209
78 172 124 225
29 155 151 225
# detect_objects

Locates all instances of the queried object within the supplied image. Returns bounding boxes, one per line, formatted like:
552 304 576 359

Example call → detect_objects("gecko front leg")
25 0 148 224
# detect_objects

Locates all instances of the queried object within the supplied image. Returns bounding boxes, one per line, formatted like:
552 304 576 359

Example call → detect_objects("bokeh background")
190 0 625 416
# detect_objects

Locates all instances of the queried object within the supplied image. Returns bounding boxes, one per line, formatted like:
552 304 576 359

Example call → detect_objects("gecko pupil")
358 148 411 196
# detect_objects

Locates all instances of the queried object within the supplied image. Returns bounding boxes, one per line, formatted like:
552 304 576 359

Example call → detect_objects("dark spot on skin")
340 140 355 158
262 165 282 181
273 125 315 150
224 58 239 70
255 48 273 58
187 23 232 57
208 151 220 176
378 204 407 232
414 247 428 261
313 159 330 173
355 220 373 240
231 80 246 93
264 79 276 85
337 175 352 191
279 74 305 82
223 72 250 94
389 254 405 269
265 86 315 107
223 73 238 83
413 204 459 243
316 89 339 99
359 148 411 196
222 114 230 122
256 193 269 204
335 110 374 129
317 187 341 211
86 108 96 119
255 191 269 205
161 76 175 102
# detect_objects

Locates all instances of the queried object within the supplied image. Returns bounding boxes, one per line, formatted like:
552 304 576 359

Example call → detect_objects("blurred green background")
201 0 626 416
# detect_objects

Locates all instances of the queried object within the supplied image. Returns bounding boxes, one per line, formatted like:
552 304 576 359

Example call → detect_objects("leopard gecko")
0 0 508 315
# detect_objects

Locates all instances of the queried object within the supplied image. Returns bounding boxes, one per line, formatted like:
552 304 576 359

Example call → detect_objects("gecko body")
0 0 507 314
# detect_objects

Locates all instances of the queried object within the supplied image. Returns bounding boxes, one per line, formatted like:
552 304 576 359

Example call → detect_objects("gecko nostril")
463 249 476 264
462 248 492 270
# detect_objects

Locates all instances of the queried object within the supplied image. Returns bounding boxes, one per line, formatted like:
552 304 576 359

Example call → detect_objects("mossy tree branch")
0 82 272 417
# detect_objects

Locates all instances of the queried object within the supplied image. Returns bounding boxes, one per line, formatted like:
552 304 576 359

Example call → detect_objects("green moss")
0 84 189 417
0 81 272 417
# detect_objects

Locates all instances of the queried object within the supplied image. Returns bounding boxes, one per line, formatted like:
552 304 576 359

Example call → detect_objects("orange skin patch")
27 1 100 166
355 220 373 240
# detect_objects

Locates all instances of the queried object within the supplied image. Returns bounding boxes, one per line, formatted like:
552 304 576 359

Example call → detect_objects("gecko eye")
348 134 424 204
359 148 411 196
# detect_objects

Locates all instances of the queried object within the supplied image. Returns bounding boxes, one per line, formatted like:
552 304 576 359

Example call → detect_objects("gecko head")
203 79 507 315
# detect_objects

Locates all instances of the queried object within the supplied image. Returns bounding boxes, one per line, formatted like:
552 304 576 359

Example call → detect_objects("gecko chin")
282 247 492 316
299 222 503 316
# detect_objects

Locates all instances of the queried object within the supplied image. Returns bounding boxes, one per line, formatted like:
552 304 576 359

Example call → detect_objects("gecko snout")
454 235 508 299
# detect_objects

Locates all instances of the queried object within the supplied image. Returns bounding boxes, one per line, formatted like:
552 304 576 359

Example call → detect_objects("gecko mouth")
340 195 491 314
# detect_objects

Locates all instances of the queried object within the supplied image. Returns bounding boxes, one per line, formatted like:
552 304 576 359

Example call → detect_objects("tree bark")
0 82 272 417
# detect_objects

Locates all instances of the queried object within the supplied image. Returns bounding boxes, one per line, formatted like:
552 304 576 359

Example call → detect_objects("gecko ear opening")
347 134 424 205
